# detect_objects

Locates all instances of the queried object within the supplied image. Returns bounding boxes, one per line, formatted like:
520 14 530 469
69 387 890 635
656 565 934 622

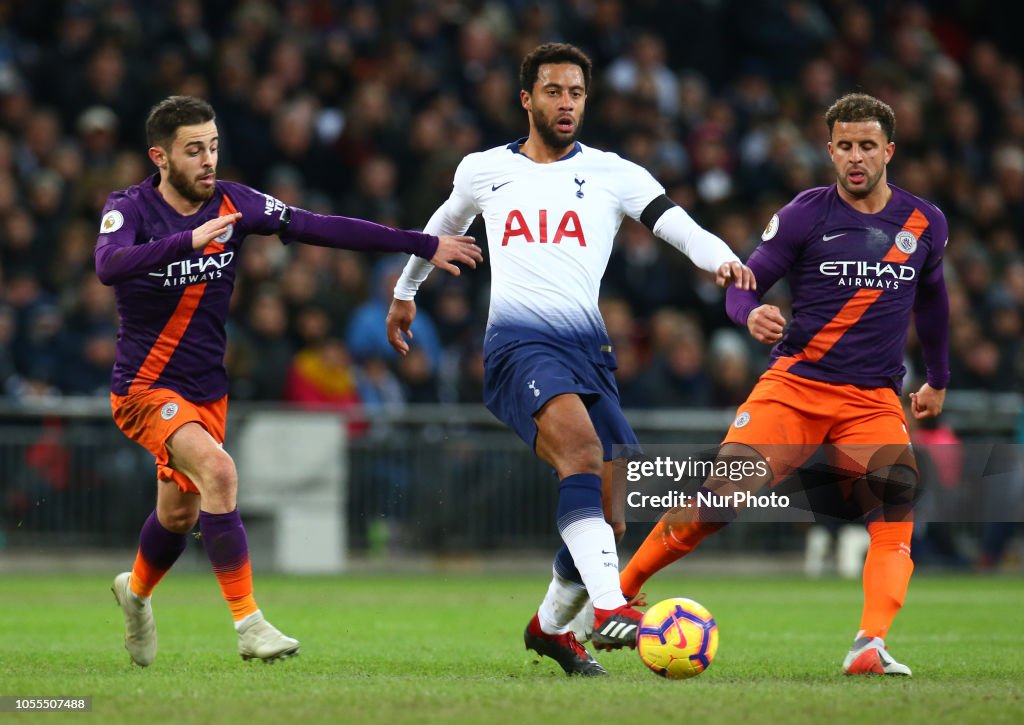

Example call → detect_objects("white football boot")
842 636 912 676
111 572 157 667
238 611 300 663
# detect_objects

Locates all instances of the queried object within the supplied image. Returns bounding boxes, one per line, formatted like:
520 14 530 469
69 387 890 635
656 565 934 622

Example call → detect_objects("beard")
166 160 215 203
534 108 584 150
838 164 884 198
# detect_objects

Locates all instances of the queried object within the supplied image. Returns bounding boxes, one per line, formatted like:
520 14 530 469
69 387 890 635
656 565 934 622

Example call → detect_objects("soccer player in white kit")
387 43 754 676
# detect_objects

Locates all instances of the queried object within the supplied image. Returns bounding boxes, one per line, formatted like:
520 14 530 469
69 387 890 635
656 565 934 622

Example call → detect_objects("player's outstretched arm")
639 197 756 288
746 304 787 345
281 207 479 266
386 299 417 356
430 235 482 276
909 383 945 420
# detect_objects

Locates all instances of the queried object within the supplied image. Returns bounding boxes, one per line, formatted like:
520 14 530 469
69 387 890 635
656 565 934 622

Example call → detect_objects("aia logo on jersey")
501 210 586 246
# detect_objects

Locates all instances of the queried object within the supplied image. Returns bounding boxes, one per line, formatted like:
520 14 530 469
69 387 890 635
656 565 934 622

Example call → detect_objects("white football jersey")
426 140 664 362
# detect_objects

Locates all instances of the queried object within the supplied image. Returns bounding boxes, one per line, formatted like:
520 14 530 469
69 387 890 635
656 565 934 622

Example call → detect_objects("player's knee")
553 436 604 477
160 506 198 534
870 464 918 502
609 520 626 541
196 450 238 497
865 463 919 521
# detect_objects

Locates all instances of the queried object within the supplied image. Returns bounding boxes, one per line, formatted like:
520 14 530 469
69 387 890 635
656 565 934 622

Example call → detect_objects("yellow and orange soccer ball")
637 597 719 679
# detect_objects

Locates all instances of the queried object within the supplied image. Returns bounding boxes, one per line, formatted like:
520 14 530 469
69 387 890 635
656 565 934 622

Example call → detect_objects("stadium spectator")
229 288 294 402
0 0 1016 406
349 257 442 369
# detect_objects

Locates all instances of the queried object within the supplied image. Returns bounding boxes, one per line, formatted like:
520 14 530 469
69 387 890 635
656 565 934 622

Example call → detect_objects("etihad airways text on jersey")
148 251 235 286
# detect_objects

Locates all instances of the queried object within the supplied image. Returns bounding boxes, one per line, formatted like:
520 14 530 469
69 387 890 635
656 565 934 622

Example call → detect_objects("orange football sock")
129 550 169 598
620 513 725 599
214 559 259 621
199 509 259 621
128 511 188 598
858 521 914 640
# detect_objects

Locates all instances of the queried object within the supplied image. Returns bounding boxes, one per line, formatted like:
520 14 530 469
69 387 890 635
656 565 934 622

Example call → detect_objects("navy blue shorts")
483 340 639 460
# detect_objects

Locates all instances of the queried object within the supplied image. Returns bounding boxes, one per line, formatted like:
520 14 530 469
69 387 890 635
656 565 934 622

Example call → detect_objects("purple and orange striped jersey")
95 174 438 402
726 184 949 393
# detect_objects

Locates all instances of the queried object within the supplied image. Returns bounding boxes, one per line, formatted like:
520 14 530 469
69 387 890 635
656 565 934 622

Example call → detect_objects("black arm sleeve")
640 194 676 231
277 205 292 234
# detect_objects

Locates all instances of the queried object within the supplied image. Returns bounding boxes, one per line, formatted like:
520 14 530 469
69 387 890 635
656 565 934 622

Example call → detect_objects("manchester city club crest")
215 224 235 243
160 402 179 420
894 230 917 254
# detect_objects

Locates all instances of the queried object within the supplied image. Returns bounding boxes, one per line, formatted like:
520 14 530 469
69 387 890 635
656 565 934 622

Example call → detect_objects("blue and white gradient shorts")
483 340 639 460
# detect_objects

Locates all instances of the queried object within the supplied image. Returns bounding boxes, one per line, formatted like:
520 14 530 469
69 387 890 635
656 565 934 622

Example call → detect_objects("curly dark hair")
519 43 593 93
145 95 216 148
825 93 896 141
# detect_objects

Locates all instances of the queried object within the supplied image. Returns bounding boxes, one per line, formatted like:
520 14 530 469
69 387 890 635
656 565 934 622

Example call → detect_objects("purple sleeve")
725 208 802 327
94 200 193 285
283 207 439 259
95 232 193 285
221 181 287 236
913 213 951 389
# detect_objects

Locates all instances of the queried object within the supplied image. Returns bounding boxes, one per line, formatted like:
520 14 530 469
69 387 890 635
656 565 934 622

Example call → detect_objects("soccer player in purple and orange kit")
96 96 481 666
620 94 950 676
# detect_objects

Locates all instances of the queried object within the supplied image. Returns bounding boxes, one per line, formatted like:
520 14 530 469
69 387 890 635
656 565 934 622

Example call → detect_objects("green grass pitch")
1 572 1022 723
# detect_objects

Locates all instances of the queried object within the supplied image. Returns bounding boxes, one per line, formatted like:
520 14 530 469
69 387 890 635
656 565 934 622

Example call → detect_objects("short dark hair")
145 96 216 148
519 43 593 93
825 93 896 142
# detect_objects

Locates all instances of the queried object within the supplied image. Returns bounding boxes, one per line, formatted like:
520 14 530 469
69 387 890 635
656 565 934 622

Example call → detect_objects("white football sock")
235 609 262 632
559 516 626 611
537 570 588 635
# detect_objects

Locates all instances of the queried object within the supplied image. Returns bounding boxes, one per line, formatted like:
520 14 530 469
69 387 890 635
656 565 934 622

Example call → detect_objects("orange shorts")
110 389 227 494
722 369 914 483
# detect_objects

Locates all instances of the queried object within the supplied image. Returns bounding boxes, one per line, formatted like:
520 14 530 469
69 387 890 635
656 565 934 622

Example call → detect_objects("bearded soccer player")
620 93 949 676
385 43 754 676
96 96 480 666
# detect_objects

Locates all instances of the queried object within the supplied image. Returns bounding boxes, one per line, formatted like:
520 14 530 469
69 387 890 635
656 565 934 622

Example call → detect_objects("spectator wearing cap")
78 105 118 156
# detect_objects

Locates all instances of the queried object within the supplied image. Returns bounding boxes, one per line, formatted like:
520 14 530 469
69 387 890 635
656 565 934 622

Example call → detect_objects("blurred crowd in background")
0 0 1021 415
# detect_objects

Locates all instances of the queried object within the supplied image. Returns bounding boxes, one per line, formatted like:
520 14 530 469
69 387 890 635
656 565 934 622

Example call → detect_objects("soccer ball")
637 597 718 679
